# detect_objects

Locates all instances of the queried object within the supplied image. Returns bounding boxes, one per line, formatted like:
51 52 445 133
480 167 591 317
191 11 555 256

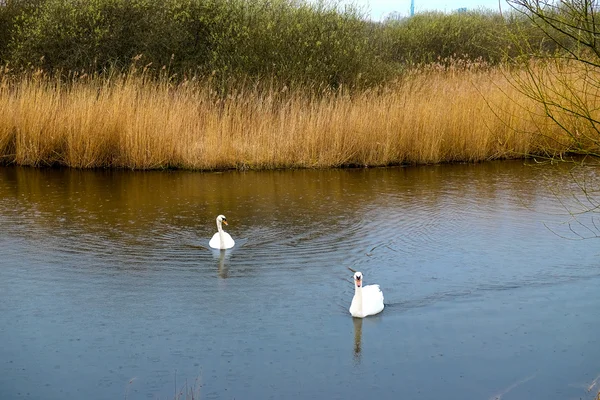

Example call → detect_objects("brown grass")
0 65 584 170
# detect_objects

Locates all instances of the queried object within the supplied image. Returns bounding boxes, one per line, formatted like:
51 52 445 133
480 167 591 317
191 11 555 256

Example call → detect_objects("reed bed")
0 66 584 170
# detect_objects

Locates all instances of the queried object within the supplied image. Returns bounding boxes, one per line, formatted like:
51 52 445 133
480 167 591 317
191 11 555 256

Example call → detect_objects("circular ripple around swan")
237 217 372 270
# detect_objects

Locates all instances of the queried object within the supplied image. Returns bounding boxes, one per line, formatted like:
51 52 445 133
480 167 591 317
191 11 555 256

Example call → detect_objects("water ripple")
2 163 600 400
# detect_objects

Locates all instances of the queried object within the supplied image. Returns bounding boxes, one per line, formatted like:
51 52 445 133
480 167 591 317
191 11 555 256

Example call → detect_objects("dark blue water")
0 162 599 400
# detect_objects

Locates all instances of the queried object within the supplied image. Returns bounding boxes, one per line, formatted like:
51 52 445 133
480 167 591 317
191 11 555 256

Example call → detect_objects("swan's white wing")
210 232 235 249
222 232 235 249
362 284 384 316
209 232 221 249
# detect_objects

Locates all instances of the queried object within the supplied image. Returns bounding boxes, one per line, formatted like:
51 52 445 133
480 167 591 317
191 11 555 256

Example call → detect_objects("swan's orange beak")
222 220 228 225
355 278 361 287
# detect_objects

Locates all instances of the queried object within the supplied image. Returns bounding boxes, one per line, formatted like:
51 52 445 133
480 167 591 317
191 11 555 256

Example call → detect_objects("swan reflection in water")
213 249 229 279
353 317 363 364
211 236 245 279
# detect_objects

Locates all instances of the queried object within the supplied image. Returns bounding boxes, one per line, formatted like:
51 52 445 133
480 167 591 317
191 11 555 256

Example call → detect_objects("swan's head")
354 271 363 288
216 214 228 225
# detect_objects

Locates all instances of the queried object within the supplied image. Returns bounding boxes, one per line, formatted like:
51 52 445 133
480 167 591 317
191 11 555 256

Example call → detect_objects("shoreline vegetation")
0 64 581 170
0 0 595 170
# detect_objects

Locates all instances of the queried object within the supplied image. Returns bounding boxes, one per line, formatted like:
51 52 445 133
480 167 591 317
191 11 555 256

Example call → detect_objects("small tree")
507 1 600 157
508 0 600 238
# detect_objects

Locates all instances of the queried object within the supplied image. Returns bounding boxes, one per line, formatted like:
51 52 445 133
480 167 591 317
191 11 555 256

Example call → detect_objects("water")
0 162 599 400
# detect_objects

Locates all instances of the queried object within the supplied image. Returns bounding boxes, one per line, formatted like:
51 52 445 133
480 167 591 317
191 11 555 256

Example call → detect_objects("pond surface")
1 161 599 400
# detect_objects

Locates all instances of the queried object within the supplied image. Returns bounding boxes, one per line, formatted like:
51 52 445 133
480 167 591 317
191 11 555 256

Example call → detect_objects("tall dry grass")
0 65 582 170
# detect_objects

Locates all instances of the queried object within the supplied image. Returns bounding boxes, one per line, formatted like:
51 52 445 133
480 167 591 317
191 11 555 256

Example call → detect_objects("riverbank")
0 66 580 171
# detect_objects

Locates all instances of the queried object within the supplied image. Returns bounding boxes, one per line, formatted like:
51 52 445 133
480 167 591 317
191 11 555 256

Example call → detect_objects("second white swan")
209 215 235 249
349 271 384 318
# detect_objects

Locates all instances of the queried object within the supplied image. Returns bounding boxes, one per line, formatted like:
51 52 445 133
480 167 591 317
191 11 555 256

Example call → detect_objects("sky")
349 0 513 20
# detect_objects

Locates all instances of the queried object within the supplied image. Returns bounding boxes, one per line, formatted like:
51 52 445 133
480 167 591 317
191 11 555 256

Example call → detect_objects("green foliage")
0 0 44 64
0 0 568 88
4 0 387 87
381 10 522 65
7 0 178 71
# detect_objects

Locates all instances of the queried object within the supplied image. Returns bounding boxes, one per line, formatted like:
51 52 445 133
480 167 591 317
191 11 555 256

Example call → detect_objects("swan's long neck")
354 285 363 311
216 219 225 247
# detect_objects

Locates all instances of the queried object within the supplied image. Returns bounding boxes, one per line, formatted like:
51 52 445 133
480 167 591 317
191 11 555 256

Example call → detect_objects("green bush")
380 10 515 65
0 0 44 64
8 0 180 71
0 0 570 87
6 0 388 87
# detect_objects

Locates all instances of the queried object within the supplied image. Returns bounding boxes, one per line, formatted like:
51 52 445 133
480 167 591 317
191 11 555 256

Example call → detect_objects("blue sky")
349 0 512 20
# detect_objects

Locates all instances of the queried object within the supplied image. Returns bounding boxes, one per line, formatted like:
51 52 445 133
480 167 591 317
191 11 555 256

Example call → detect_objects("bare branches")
504 1 600 238
508 0 600 68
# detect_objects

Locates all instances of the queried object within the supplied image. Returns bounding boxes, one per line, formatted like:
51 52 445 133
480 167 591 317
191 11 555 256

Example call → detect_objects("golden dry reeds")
0 64 585 170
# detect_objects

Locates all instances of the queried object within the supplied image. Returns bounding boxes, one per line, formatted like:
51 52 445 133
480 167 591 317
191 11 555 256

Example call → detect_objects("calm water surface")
1 162 599 400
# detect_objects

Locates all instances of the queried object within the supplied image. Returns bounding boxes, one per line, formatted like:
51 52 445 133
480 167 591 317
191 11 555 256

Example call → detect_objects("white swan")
349 271 384 318
209 215 235 249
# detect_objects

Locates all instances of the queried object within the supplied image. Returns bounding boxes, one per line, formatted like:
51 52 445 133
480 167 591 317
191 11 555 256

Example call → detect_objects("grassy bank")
0 64 583 170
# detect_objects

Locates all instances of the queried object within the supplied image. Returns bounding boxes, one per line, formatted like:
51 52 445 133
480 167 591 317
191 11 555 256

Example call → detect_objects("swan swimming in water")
349 271 384 318
209 215 235 249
